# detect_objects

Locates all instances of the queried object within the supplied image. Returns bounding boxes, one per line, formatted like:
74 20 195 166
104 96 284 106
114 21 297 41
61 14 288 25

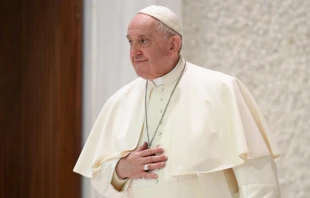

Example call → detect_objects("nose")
130 41 142 56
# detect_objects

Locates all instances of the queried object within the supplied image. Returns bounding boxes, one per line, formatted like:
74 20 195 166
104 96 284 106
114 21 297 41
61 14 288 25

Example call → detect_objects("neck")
149 55 180 80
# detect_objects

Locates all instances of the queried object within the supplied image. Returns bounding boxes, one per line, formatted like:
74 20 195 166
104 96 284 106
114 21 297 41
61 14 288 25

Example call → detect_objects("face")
127 14 173 80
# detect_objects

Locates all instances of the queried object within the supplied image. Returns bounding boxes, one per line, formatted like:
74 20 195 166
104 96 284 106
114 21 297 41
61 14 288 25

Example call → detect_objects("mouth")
134 59 147 64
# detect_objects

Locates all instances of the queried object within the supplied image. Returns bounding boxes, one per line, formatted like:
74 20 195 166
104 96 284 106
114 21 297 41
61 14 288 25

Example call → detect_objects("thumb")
136 142 148 151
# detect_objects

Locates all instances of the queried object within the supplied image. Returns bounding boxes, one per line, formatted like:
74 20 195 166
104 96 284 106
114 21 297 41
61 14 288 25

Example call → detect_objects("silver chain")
144 63 186 148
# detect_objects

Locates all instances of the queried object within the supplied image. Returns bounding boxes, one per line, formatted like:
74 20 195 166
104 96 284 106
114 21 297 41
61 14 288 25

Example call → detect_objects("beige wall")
182 0 310 197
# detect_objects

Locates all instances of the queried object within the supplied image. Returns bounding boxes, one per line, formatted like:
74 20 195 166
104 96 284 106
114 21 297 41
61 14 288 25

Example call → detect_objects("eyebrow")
126 35 149 39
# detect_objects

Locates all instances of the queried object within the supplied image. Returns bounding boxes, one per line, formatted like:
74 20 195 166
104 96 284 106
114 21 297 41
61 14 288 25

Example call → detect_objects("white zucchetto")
138 5 183 36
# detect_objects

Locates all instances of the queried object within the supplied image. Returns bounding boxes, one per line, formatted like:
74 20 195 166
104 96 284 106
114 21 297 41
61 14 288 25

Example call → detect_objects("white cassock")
73 56 281 198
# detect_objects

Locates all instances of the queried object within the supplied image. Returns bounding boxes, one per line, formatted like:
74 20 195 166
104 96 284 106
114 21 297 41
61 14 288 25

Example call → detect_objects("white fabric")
82 1 181 197
74 56 280 178
233 156 281 198
111 170 128 192
76 56 280 197
151 76 164 86
90 159 119 197
96 157 280 198
139 5 183 36
106 58 280 198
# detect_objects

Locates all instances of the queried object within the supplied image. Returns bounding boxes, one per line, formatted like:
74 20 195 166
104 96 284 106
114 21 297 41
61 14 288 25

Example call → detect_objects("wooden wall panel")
0 0 82 197
1 1 24 198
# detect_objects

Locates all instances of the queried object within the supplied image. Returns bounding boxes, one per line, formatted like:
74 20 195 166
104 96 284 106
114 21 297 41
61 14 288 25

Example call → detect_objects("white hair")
156 20 182 38
156 20 182 53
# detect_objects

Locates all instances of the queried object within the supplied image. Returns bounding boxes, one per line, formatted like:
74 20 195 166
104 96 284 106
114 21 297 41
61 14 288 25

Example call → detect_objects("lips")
134 60 147 63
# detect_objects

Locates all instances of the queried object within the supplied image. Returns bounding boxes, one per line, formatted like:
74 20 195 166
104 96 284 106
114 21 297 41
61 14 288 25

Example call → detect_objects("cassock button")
160 97 163 101
159 109 163 113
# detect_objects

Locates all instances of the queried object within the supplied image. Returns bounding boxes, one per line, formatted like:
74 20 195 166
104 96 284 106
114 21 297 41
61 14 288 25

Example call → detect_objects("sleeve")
111 168 129 192
90 159 125 197
91 153 132 197
232 156 281 198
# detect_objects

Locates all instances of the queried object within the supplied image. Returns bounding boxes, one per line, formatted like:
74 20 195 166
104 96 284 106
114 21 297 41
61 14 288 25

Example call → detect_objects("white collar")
150 56 185 87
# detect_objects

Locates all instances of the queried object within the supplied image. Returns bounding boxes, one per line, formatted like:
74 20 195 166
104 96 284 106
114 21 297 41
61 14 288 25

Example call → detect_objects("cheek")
155 43 170 56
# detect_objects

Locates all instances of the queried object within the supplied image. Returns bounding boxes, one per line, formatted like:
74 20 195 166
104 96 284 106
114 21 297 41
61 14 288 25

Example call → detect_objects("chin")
134 70 151 80
134 66 150 79
136 72 151 80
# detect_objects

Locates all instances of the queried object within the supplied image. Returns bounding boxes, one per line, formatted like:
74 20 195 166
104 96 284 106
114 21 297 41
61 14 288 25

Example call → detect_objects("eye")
128 40 133 45
140 39 147 43
139 38 151 47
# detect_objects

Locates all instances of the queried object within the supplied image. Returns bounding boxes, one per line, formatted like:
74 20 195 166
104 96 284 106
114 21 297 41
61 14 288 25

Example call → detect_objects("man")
74 5 281 198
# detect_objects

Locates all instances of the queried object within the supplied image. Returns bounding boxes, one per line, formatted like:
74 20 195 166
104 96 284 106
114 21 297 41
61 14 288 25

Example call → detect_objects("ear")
168 36 182 55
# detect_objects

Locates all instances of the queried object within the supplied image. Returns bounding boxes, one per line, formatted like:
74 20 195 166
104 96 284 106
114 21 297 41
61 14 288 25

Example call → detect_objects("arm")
91 142 167 196
233 156 281 198
91 159 126 197
111 162 129 192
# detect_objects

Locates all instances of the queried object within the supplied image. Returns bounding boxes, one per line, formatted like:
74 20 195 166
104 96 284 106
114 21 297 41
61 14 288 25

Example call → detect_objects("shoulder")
185 61 238 86
107 77 144 103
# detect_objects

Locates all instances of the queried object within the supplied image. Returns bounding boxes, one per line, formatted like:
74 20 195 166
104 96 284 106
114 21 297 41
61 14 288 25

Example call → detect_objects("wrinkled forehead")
127 14 159 37
128 14 157 28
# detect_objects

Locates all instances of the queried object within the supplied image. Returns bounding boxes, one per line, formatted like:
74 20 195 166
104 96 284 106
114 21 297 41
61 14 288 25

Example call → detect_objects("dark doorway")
0 0 82 198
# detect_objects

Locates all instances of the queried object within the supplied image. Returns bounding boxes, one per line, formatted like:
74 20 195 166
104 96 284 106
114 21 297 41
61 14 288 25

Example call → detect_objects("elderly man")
74 5 281 198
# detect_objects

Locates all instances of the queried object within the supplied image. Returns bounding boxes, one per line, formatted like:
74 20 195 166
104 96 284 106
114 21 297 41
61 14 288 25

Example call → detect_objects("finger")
140 172 158 179
142 155 168 164
145 162 166 171
140 147 164 157
136 142 148 152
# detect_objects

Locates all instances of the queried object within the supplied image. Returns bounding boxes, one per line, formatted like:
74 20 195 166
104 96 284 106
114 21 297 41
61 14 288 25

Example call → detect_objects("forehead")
127 14 158 38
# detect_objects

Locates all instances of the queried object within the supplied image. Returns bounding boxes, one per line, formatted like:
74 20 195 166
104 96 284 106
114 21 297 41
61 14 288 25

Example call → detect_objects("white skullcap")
138 5 183 36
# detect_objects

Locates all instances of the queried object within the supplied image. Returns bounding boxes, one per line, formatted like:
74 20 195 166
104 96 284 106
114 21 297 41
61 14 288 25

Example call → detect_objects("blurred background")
1 0 309 198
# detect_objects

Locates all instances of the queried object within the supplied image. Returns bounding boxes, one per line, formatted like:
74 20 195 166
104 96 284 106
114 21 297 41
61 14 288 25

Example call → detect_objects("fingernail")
160 148 164 152
155 175 158 178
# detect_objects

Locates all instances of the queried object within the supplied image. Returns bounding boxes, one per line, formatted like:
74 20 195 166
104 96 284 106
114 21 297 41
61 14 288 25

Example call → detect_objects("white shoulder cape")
74 62 280 178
